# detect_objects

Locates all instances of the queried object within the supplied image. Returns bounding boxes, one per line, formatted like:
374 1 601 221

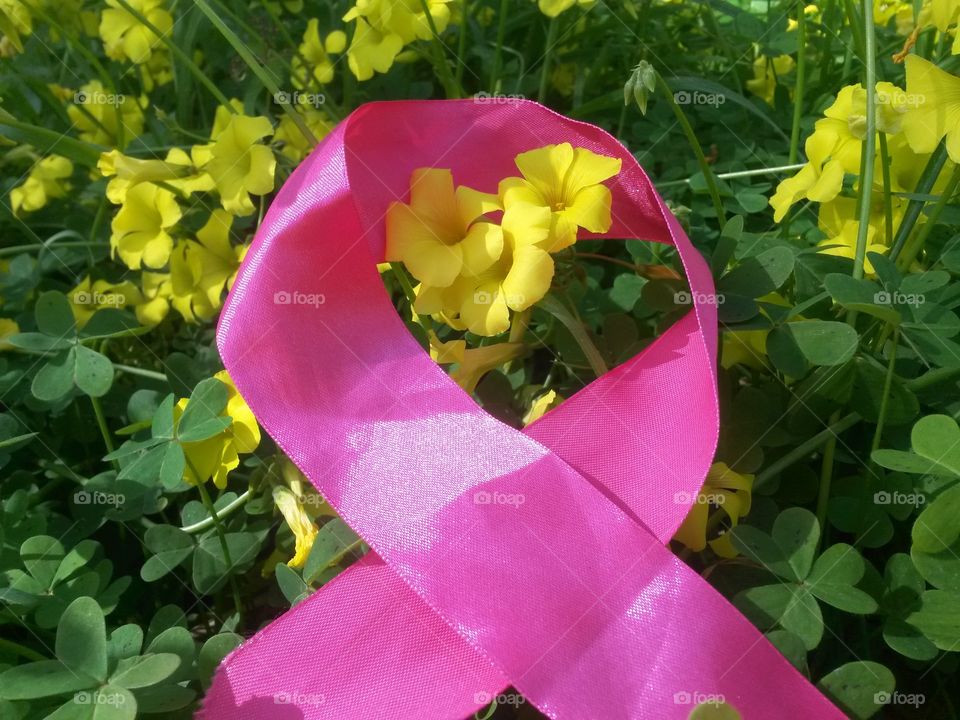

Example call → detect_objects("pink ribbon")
201 100 842 719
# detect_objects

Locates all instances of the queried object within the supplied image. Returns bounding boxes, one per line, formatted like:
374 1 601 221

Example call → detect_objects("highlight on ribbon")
197 99 846 720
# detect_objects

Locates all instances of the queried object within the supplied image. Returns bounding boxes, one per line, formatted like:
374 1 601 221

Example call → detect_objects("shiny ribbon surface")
200 100 843 719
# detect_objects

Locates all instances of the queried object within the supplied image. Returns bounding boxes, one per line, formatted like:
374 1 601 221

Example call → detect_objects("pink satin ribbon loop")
201 100 842 720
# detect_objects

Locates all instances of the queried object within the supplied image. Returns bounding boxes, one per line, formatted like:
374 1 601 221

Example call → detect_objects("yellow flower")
292 19 346 87
902 55 960 163
68 276 143 327
177 370 260 489
428 333 526 393
673 462 753 558
746 54 795 105
385 168 504 288
99 0 172 64
10 155 73 215
0 0 32 55
110 182 182 269
537 0 595 17
499 143 622 252
419 202 554 336
170 210 246 323
98 148 212 204
136 271 172 326
272 485 319 568
343 0 451 80
194 113 276 216
817 220 888 274
721 330 769 370
0 317 20 351
274 108 332 162
768 160 845 223
523 389 562 425
67 80 144 147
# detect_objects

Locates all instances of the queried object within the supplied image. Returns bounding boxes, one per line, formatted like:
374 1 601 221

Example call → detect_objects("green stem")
390 263 434 335
889 140 948 261
656 73 726 228
490 0 509 91
183 489 252 534
877 132 894 246
789 2 807 164
91 396 118 471
112 363 168 382
851 0 876 282
0 637 46 662
897 165 960 270
419 0 462 98
455 0 469 88
194 478 244 623
114 0 235 112
755 413 860 489
870 327 899 455
537 17 558 103
656 163 807 189
815 411 841 547
0 241 107 258
539 294 607 377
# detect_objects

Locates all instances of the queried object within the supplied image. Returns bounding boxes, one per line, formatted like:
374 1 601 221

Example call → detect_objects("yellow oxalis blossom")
523 389 562 425
818 220 889 274
385 168 503 288
68 276 142 327
674 462 754 558
176 370 261 489
537 0 596 18
902 55 960 162
499 143 621 252
110 182 182 269
292 18 347 87
343 0 451 81
67 80 144 147
99 0 172 64
0 318 20 351
10 155 72 215
272 485 319 568
170 210 247 323
99 148 212 204
274 109 332 162
136 271 172 326
417 202 554 336
194 112 276 217
0 0 32 56
746 54 795 105
429 333 526 393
